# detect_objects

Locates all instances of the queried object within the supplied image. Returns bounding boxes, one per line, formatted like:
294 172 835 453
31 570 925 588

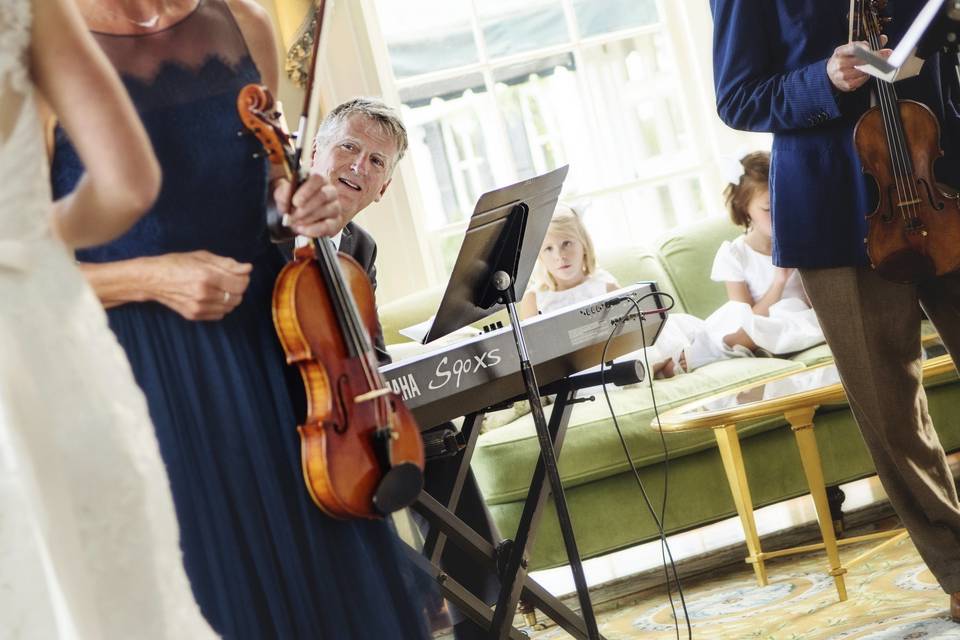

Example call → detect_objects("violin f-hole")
333 374 351 434
918 178 946 212
882 183 898 222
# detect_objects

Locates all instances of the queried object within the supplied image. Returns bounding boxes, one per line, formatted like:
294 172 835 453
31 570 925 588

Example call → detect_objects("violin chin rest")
373 463 424 515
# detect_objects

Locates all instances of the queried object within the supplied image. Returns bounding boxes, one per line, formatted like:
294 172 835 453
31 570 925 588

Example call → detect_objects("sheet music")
852 0 942 81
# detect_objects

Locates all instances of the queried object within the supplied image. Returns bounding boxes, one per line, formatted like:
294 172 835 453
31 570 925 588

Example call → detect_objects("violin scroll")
237 84 297 241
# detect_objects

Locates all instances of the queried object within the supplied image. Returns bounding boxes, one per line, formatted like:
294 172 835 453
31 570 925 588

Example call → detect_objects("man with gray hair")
306 98 501 640
311 97 409 215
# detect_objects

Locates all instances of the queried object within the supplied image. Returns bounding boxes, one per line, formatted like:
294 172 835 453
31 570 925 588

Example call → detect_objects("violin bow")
290 0 329 186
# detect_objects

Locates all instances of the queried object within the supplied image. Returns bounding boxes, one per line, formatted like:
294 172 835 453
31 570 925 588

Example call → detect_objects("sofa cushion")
598 250 687 315
473 356 805 505
789 343 833 366
656 216 742 319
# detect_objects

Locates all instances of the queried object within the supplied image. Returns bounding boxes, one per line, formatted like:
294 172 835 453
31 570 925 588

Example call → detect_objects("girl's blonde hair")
723 151 770 228
532 204 598 292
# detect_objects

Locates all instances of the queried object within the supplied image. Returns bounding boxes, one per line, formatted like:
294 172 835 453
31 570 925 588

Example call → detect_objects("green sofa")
380 216 960 571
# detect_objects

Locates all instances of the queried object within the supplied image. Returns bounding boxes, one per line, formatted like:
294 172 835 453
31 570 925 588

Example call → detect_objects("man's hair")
313 97 409 170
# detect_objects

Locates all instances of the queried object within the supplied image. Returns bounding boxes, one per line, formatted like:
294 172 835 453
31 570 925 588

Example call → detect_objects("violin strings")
879 79 912 222
867 19 919 223
860 12 903 214
314 238 383 391
868 31 908 220
880 77 919 221
315 238 363 355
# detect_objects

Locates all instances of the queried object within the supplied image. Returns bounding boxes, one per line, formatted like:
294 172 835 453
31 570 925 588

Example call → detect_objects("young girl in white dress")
0 1 216 637
652 151 824 375
518 205 618 319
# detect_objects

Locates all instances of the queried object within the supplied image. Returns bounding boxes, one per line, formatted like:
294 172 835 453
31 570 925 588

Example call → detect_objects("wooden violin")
236 2 424 519
852 0 960 283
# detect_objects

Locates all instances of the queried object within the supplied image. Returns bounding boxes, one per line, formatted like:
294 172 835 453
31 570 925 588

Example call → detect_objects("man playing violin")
306 97 502 640
711 0 960 619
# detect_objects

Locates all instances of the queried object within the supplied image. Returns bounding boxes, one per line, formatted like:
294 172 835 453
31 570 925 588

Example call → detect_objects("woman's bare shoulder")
224 0 278 90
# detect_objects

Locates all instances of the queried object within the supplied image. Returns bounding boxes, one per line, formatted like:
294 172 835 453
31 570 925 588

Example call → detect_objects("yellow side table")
653 354 956 602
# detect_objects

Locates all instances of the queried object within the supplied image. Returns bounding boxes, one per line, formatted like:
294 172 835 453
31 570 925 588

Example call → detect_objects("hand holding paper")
828 41 884 91
850 0 944 83
853 44 923 82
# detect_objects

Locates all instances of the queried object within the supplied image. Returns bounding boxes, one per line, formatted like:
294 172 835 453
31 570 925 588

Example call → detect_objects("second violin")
852 0 960 283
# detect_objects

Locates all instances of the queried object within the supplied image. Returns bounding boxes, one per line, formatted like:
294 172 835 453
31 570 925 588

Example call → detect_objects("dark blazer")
277 221 391 365
710 0 960 269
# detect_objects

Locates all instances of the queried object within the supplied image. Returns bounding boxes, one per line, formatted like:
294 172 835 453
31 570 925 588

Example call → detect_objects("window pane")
374 0 478 78
401 89 503 228
573 34 695 193
478 0 569 59
573 0 659 38
569 176 709 253
492 55 577 183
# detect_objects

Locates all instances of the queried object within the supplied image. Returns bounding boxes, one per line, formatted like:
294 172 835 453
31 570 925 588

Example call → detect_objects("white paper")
852 0 942 81
399 316 436 343
854 47 924 82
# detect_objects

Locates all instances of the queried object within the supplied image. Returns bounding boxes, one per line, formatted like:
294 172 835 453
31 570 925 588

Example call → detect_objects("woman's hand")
145 251 252 321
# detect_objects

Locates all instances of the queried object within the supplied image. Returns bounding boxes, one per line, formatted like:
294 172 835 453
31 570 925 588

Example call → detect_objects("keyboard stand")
403 166 608 637
411 369 620 639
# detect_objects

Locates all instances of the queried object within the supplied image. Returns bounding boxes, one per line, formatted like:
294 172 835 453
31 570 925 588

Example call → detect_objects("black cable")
599 291 692 640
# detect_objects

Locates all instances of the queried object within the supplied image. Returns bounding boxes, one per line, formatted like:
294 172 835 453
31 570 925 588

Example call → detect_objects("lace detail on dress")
120 54 260 112
89 0 258 112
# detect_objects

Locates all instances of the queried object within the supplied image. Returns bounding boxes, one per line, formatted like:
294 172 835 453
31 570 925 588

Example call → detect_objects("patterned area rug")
528 536 960 639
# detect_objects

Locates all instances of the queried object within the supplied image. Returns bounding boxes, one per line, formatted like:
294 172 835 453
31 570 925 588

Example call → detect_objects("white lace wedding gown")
0 3 216 638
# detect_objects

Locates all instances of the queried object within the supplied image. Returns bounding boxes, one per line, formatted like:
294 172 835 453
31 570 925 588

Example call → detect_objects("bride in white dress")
0 1 216 637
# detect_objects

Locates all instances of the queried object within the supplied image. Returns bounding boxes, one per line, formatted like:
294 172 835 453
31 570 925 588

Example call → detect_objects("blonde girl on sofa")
518 204 689 377
518 204 619 318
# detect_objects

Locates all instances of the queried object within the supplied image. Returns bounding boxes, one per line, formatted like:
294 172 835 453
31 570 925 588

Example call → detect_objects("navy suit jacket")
710 0 960 268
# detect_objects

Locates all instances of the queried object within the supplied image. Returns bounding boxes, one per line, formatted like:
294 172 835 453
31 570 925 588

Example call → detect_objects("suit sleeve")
710 0 841 132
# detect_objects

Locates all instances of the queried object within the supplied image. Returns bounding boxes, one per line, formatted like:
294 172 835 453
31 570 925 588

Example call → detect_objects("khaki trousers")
800 266 960 593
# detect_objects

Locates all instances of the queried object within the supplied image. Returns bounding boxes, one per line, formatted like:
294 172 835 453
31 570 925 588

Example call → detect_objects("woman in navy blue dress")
50 1 428 637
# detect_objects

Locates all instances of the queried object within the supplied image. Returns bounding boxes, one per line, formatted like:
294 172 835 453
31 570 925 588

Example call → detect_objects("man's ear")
374 178 393 203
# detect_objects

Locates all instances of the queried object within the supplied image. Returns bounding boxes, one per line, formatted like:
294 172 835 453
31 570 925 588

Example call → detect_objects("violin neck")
865 30 915 179
310 237 375 359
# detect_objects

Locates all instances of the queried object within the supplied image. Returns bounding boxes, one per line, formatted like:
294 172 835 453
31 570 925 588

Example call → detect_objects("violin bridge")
354 388 392 403
897 198 922 207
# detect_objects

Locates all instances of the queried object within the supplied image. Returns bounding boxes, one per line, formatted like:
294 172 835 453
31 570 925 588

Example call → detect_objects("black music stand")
413 166 602 639
421 166 567 344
